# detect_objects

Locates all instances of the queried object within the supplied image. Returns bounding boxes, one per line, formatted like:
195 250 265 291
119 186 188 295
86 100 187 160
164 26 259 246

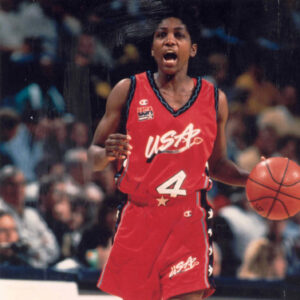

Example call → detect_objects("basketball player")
88 10 249 300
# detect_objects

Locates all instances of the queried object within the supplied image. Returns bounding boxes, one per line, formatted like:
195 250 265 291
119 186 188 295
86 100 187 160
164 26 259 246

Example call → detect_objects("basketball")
246 157 300 220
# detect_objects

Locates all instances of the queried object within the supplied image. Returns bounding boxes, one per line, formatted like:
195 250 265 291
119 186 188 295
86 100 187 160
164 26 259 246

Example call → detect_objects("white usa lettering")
145 123 202 159
169 256 200 279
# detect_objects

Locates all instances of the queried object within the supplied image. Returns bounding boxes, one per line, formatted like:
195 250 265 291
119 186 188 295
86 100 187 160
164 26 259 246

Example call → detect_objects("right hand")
105 133 132 161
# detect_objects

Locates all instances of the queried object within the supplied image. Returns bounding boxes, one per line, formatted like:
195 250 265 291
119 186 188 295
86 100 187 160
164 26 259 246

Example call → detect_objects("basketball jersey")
117 71 218 203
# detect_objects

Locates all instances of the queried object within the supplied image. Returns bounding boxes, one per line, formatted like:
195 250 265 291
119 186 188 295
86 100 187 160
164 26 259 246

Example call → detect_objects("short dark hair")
0 108 20 130
0 210 13 219
39 174 65 197
160 1 201 43
0 166 22 186
146 0 201 44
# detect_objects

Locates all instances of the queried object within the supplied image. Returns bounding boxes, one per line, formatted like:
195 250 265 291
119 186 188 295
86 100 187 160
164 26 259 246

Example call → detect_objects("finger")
106 146 131 160
109 133 129 140
106 138 132 152
260 156 266 161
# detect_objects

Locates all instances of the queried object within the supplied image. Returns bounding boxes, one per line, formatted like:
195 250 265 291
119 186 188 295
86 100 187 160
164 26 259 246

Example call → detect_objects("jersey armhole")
125 75 136 120
120 75 136 133
214 86 219 120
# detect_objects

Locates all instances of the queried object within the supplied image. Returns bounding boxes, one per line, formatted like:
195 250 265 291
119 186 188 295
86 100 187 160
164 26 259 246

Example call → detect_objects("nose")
8 228 18 243
165 33 176 46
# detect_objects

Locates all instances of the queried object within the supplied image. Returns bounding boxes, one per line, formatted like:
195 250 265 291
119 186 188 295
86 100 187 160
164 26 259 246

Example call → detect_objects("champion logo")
139 99 148 106
184 210 192 217
169 256 199 279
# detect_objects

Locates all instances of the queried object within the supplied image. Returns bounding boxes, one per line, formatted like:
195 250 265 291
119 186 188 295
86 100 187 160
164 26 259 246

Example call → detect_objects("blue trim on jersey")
97 263 107 288
214 86 219 119
126 75 136 120
146 70 202 117
196 191 200 206
116 157 130 189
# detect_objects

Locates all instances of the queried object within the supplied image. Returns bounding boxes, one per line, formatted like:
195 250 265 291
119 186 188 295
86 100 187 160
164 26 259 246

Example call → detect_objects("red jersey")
117 71 218 203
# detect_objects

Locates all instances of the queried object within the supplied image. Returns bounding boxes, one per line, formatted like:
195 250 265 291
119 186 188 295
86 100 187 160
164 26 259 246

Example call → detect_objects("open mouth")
163 53 177 61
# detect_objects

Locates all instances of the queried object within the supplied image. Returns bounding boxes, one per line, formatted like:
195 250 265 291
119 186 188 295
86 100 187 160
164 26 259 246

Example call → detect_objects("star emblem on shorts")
157 196 169 207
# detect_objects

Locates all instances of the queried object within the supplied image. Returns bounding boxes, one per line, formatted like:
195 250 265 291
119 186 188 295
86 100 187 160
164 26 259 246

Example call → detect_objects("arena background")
0 0 300 299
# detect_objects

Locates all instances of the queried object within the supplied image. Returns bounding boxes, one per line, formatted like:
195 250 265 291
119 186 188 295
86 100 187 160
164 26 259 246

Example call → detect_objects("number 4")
156 171 187 198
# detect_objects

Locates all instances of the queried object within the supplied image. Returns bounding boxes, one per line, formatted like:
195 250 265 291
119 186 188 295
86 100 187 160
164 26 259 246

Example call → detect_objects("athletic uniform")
97 71 218 299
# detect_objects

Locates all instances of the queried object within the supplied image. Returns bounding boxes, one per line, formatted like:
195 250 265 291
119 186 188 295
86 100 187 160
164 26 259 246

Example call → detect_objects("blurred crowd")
0 0 300 282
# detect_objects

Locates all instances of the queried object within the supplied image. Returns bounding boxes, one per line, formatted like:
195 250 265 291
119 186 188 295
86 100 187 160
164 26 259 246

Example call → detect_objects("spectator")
0 165 59 268
218 191 267 275
285 234 300 277
213 213 239 277
276 135 300 164
0 108 20 168
0 0 24 53
64 148 92 187
235 63 282 116
204 53 234 100
212 242 222 277
257 84 300 138
0 210 31 266
67 191 94 258
65 147 109 192
68 121 90 149
38 174 72 257
1 110 46 181
18 0 59 64
76 195 119 269
39 174 96 260
225 106 248 162
237 124 278 172
282 212 300 276
238 237 287 280
43 117 69 163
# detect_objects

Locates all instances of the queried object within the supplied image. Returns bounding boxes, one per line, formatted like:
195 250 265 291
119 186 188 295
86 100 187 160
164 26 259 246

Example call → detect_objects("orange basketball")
246 157 300 220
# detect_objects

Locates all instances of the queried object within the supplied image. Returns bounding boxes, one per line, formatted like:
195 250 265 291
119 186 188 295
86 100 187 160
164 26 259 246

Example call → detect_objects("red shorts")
97 191 215 300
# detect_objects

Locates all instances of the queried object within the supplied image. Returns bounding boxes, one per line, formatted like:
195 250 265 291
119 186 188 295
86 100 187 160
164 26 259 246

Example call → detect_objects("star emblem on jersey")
208 265 213 277
157 196 169 207
208 208 213 219
137 106 154 121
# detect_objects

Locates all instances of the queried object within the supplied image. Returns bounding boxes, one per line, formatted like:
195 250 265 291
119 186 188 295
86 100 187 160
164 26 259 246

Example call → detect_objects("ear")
190 43 197 58
151 49 154 57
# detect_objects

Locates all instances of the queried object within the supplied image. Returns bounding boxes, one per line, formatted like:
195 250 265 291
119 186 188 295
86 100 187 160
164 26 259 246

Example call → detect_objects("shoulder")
215 89 228 122
113 71 148 90
0 198 7 209
111 78 132 95
107 73 148 110
24 207 43 222
218 89 227 106
105 78 133 112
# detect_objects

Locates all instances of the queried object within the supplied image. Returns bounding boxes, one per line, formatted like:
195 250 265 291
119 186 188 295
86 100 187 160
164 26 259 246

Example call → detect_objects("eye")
174 32 185 39
155 31 167 38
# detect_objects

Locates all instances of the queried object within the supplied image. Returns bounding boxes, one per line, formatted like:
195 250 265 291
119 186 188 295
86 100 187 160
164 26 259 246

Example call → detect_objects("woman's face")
151 17 197 75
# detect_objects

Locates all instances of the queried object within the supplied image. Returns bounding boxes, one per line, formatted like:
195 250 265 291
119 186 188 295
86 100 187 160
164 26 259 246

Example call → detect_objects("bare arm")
88 78 132 171
208 90 249 186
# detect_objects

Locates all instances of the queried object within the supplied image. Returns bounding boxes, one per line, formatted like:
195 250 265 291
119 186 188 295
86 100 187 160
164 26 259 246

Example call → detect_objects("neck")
155 69 189 89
